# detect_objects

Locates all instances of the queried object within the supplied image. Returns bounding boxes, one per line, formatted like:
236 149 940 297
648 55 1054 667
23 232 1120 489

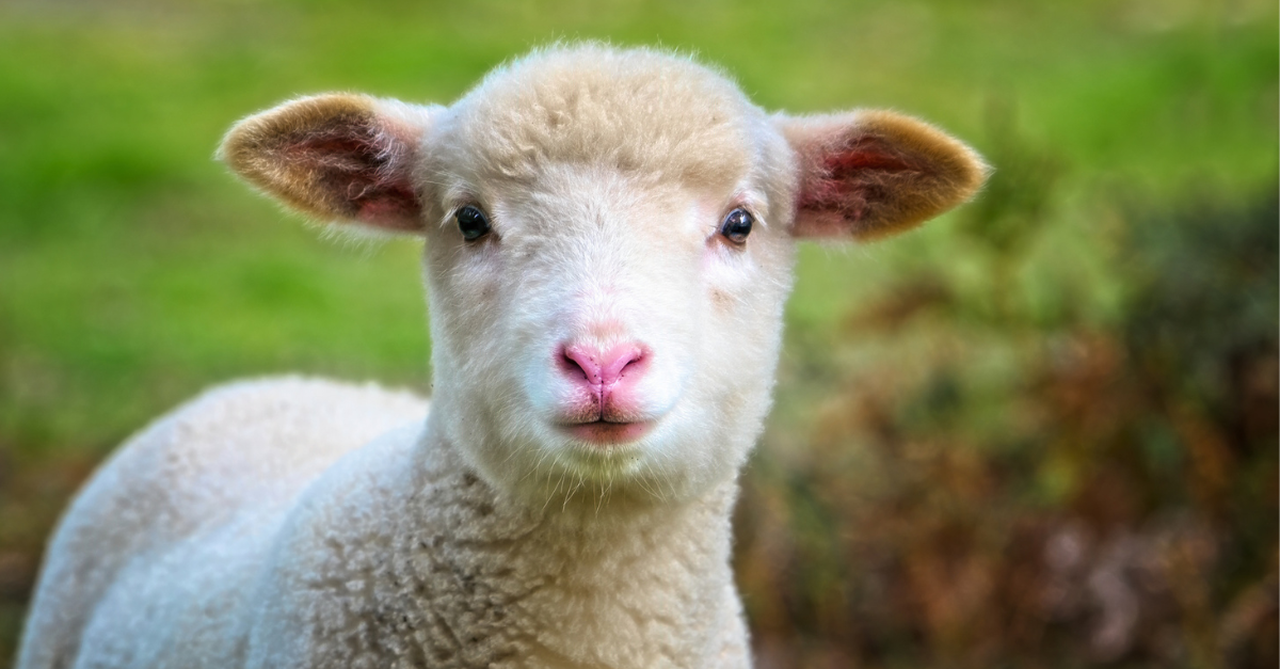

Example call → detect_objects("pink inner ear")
288 126 421 228
823 138 914 176
296 136 371 159
355 183 420 227
797 137 917 226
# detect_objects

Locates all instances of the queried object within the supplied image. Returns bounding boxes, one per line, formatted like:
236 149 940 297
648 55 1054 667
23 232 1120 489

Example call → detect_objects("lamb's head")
219 45 987 506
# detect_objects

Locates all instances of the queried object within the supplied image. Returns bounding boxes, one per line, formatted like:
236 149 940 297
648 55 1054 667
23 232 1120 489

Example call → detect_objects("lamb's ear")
217 94 432 233
777 110 989 241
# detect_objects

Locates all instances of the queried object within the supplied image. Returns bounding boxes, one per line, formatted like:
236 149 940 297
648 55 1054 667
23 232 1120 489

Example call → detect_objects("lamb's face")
218 44 988 507
418 50 798 502
423 166 795 501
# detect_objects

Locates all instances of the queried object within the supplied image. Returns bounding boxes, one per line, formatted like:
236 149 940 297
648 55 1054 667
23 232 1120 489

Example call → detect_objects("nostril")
560 345 601 384
561 353 586 381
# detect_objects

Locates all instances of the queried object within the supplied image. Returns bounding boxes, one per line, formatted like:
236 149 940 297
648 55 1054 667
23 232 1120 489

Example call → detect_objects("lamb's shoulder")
242 428 544 669
17 376 428 669
242 421 425 669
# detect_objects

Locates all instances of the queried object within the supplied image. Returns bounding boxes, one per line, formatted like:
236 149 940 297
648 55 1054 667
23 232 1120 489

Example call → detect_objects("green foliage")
0 0 1275 666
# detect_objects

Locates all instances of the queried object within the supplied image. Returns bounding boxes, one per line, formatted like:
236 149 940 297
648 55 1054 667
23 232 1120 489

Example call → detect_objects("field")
1 0 1276 666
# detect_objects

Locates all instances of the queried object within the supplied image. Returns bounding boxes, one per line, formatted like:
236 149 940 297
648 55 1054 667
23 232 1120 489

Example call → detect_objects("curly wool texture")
17 378 429 668
19 378 746 668
246 401 748 668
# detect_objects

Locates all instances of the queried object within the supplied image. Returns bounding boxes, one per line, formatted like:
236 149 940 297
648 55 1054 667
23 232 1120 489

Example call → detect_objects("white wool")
18 43 986 669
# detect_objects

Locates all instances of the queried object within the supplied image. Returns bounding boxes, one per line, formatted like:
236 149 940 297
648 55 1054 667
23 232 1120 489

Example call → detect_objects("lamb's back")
17 376 428 669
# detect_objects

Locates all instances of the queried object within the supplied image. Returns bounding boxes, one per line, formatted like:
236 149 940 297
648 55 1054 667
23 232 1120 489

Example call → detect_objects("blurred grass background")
0 0 1275 666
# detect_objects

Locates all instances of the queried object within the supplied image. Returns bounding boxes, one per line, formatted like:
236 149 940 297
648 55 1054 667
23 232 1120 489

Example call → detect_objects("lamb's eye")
456 205 491 241
719 208 753 244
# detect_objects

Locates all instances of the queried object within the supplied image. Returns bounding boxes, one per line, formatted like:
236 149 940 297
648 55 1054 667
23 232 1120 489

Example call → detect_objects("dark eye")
456 205 491 242
719 208 753 244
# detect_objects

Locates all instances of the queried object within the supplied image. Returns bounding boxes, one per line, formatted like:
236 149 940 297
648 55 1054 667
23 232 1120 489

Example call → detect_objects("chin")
513 420 680 500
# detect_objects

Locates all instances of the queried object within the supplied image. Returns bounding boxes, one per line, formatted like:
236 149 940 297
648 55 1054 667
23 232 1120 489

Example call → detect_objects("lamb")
16 44 987 669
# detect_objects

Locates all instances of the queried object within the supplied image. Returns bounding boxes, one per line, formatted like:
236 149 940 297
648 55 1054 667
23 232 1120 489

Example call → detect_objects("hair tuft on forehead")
438 44 766 188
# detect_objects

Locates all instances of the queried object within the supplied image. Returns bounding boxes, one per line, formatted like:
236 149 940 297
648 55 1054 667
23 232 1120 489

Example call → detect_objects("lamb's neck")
396 431 745 667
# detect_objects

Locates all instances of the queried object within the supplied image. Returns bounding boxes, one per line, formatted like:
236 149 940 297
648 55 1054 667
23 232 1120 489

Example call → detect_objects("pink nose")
560 343 647 387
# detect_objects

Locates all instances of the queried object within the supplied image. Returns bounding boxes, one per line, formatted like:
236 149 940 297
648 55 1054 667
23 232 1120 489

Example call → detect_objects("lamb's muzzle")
556 341 652 443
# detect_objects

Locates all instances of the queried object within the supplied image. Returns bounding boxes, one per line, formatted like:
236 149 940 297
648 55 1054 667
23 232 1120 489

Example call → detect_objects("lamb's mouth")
560 420 654 446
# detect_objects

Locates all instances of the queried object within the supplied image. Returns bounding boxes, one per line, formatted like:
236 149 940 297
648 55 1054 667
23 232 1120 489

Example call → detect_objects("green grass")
0 0 1275 665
